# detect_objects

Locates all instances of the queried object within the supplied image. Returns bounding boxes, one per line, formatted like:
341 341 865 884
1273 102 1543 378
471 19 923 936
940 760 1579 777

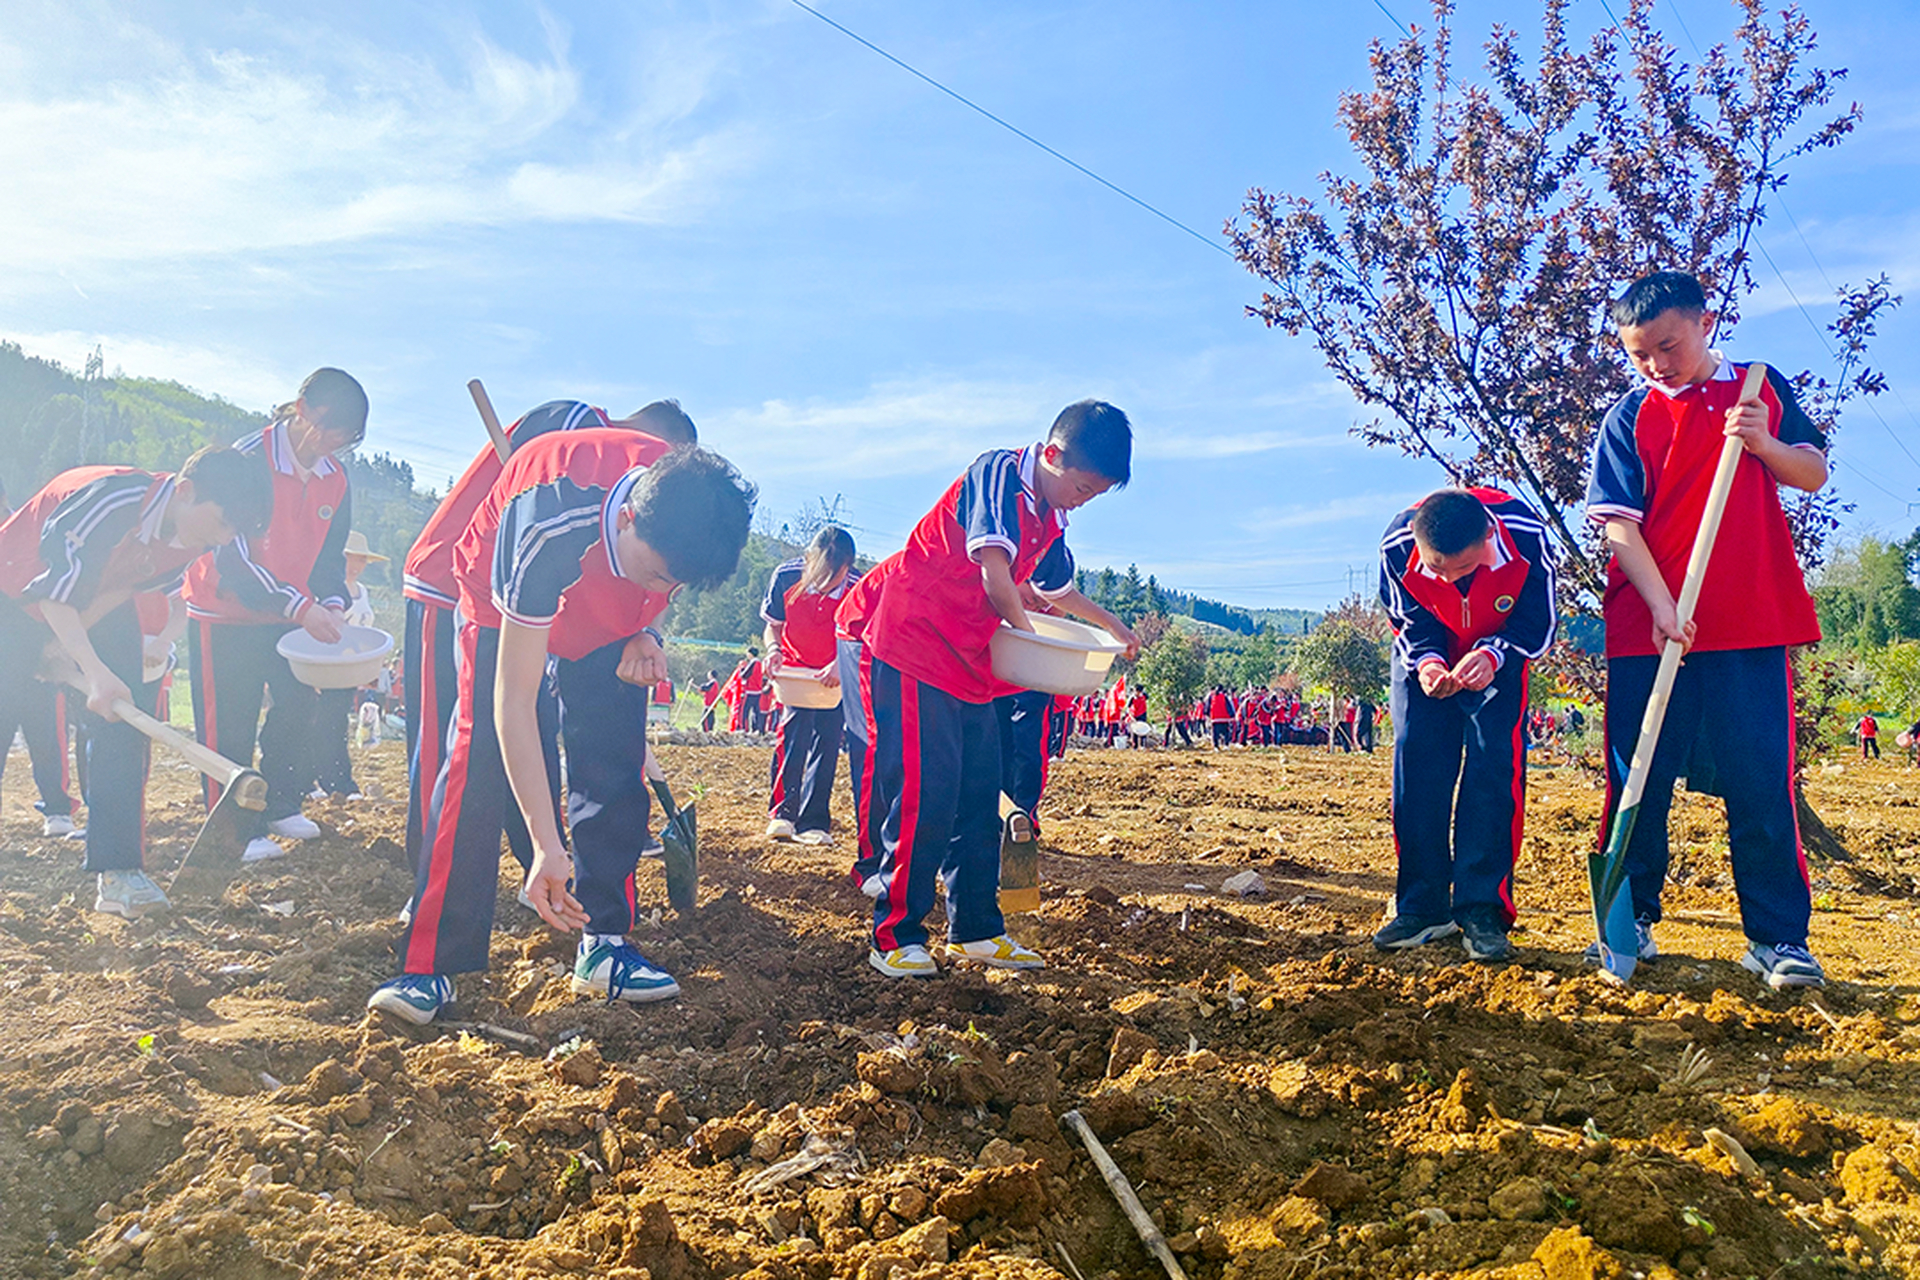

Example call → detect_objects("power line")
1371 0 1411 38
786 0 1230 258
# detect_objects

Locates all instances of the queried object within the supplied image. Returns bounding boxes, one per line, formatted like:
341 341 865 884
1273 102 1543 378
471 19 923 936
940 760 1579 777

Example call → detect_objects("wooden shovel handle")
468 379 513 463
69 679 252 790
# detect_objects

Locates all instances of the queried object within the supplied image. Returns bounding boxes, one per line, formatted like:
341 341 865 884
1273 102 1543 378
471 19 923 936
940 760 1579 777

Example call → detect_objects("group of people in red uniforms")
0 266 1839 1004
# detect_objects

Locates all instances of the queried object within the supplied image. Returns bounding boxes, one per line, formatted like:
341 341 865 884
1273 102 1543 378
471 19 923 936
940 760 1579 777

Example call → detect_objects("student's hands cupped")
85 671 132 719
1450 650 1497 692
616 631 668 686
1418 662 1459 698
301 605 345 644
524 849 588 931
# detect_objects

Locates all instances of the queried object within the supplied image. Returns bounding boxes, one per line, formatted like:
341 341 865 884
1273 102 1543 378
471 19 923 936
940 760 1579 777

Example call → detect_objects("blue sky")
5 0 1919 610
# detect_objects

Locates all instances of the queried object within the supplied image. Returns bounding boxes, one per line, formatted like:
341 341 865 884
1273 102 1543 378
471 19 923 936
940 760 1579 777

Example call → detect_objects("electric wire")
786 0 1231 258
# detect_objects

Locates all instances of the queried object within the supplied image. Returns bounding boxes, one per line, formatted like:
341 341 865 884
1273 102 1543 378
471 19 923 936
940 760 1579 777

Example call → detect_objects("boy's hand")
1450 649 1497 692
1106 620 1140 661
1649 600 1697 655
300 604 346 644
1418 660 1458 698
524 846 588 931
1723 399 1773 455
817 664 840 689
85 669 132 719
617 631 668 685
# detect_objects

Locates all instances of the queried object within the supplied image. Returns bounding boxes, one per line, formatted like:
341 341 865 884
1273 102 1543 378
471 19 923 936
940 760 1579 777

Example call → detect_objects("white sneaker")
346 793 365 803
308 787 328 801
63 827 87 842
859 872 886 899
268 814 321 840
944 934 1045 970
242 837 286 863
795 828 834 847
869 944 938 978
42 815 76 838
765 818 797 841
95 870 170 918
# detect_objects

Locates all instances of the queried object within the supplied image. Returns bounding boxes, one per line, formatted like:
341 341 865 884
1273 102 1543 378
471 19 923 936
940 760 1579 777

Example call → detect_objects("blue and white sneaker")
367 974 453 1025
1582 919 1658 966
571 940 680 1003
1741 942 1826 990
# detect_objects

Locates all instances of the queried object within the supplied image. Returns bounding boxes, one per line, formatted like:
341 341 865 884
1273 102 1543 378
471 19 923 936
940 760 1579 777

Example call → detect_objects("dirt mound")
2 740 1918 1277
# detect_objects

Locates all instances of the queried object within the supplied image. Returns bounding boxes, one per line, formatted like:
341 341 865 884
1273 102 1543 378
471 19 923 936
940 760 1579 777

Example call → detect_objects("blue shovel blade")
1596 884 1638 984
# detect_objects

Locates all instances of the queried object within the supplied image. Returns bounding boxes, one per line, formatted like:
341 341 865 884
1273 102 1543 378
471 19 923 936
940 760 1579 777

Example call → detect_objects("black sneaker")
1372 916 1459 951
1459 916 1512 964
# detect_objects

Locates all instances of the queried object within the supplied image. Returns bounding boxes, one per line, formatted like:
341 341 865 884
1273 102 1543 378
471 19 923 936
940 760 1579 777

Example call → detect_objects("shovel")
65 678 267 889
1590 362 1767 984
999 793 1040 914
643 749 699 915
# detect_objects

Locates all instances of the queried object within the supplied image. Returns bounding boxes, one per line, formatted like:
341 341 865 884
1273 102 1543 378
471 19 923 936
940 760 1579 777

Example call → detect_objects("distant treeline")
0 342 439 634
0 341 1321 648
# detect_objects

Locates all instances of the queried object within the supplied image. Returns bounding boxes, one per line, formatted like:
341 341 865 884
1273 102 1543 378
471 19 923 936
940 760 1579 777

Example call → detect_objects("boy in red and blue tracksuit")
762 528 858 843
398 398 694 881
837 400 1138 978
368 431 753 1024
0 449 271 916
1586 270 1829 989
1377 488 1556 964
183 369 366 864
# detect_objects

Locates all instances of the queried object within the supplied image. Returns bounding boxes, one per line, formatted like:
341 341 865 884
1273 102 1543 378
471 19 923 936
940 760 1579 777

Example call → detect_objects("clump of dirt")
2 739 1919 1277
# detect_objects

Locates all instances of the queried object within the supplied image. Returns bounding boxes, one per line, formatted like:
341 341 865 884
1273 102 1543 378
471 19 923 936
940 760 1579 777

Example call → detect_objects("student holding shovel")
0 447 271 916
1585 270 1829 989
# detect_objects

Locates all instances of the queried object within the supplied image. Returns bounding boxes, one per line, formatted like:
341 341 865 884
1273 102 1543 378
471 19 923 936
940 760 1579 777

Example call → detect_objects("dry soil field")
3 732 1920 1280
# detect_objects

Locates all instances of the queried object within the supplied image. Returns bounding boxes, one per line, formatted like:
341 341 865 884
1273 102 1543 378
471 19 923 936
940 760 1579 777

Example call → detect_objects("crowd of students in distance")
0 266 1848 1019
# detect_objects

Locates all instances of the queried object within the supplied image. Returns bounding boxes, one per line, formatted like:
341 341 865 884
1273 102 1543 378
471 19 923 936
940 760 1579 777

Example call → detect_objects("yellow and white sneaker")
766 818 797 841
943 934 1044 970
868 944 938 978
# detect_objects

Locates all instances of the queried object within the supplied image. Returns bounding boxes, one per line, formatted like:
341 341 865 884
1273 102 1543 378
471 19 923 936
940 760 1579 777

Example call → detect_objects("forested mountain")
0 342 1319 649
0 342 437 612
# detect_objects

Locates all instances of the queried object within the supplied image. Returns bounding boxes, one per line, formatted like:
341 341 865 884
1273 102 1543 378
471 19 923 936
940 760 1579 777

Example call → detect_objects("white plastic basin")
278 625 395 690
989 615 1125 696
771 667 842 710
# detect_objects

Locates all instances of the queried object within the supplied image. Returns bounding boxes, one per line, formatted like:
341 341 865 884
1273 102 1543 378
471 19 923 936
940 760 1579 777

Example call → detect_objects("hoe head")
168 770 269 891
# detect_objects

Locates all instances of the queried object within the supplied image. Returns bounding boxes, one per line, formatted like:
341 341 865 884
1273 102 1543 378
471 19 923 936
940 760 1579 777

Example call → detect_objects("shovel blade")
1589 803 1642 986
661 802 698 916
170 768 268 891
999 825 1040 915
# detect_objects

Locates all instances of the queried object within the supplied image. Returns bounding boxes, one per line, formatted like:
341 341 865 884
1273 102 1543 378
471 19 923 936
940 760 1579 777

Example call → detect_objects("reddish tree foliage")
1226 0 1893 607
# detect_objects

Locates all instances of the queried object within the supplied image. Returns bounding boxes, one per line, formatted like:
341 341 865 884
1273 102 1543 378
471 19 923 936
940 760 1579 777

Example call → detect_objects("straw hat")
343 531 389 563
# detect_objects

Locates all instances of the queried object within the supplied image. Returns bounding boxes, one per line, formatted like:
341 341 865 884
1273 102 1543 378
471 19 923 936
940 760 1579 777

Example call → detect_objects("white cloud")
713 377 1079 479
1236 491 1424 536
0 13 744 274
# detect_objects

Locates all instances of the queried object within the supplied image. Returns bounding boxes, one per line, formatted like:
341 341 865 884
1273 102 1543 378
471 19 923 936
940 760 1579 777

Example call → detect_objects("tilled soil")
3 735 1920 1279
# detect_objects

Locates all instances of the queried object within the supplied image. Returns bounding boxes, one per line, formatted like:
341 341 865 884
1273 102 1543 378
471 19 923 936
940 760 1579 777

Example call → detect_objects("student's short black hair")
1047 400 1132 487
179 444 273 540
1608 270 1708 328
623 446 756 593
1410 490 1492 558
282 367 370 446
633 399 697 446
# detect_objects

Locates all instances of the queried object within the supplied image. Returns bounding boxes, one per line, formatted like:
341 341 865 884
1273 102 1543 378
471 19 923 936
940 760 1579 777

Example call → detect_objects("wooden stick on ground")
1060 1109 1189 1280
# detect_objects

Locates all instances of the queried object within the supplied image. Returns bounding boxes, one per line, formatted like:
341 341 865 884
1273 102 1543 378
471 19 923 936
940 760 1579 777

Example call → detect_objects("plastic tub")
989 615 1125 696
278 625 395 690
770 667 842 710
